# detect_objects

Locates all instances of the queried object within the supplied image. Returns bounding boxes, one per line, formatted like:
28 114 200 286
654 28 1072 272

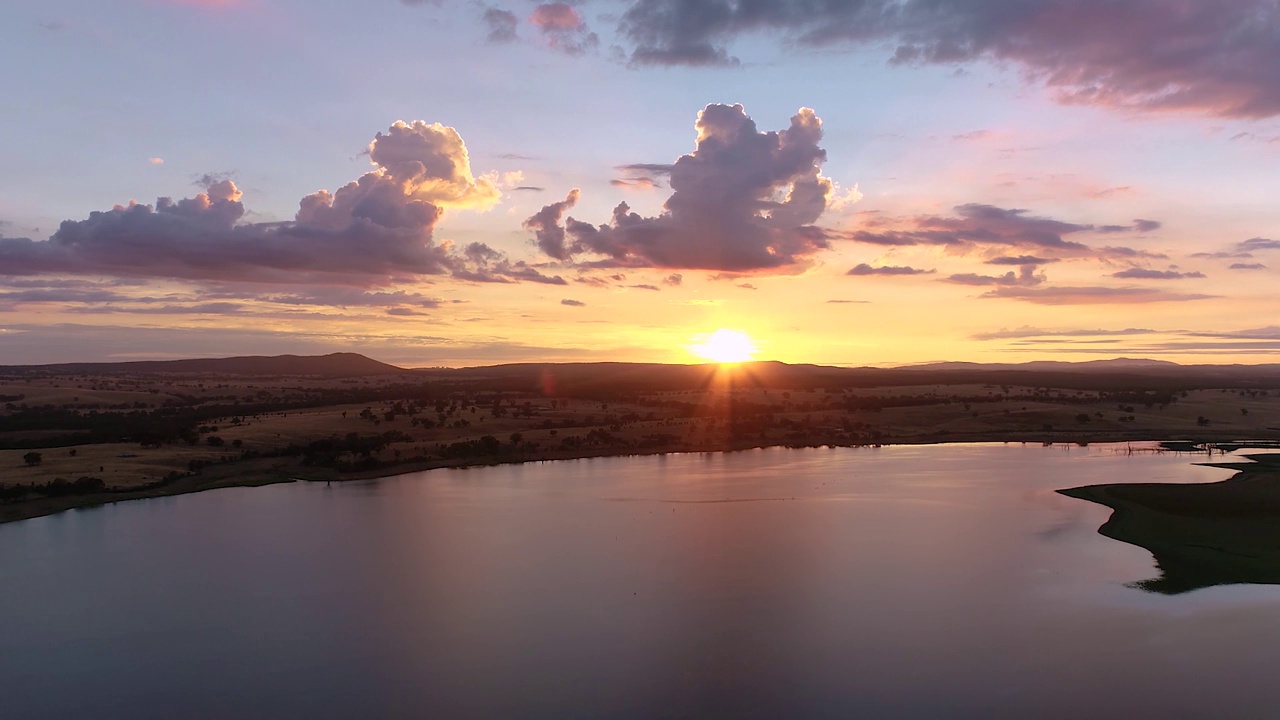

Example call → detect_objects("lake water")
4 443 1280 718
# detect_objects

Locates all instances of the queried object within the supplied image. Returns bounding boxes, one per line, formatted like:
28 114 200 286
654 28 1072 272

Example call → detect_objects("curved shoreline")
1057 452 1280 593
3 435 1266 527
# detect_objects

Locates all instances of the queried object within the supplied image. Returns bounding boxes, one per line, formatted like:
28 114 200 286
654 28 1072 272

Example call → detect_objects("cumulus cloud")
1230 262 1267 270
663 273 683 286
1111 268 1205 280
847 263 933 276
0 120 541 287
615 0 1280 118
523 188 581 260
561 298 586 306
526 104 836 272
530 3 599 55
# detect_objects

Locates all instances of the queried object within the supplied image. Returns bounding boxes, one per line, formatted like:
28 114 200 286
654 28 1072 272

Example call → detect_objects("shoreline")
3 434 1268 527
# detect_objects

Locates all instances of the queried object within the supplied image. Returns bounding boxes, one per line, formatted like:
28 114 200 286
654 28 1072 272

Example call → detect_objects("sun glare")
691 328 757 363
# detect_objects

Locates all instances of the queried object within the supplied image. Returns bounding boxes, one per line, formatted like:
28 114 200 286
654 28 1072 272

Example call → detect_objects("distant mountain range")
3 353 1280 389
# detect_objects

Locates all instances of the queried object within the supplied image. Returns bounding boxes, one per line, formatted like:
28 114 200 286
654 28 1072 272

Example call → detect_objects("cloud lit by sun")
690 329 757 363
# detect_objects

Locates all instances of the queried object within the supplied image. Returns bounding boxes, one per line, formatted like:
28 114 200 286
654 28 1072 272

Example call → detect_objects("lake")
4 443 1280 718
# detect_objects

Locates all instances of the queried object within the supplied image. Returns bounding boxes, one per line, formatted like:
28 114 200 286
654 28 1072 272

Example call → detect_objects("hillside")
2 352 405 378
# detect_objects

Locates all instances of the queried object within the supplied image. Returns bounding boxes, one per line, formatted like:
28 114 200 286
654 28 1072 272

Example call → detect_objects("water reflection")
1061 452 1280 594
5 444 1280 718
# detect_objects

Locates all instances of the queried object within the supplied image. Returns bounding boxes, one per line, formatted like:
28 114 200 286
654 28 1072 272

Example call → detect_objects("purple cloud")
530 3 599 55
945 265 1044 286
617 0 1280 118
851 204 1162 260
0 121 561 287
1111 268 1205 280
526 104 835 272
847 263 933 276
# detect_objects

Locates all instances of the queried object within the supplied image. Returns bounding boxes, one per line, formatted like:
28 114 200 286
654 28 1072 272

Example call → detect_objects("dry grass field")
3 358 1280 523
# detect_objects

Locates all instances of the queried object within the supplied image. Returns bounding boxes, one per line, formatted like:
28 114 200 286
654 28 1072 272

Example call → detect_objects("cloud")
1239 237 1280 251
450 242 567 285
1190 250 1252 259
512 186 545 192
0 288 139 305
530 3 599 55
737 282 757 290
850 203 1161 260
483 8 519 43
148 157 165 165
261 289 443 308
1110 268 1205 280
1231 131 1280 144
615 0 1280 118
980 286 1216 305
1230 262 1267 270
973 324 1280 355
611 176 662 190
945 265 1044 286
827 299 871 304
64 302 248 316
972 326 1159 340
630 283 660 291
847 263 933 276
986 255 1058 266
561 298 586 307
663 273 682 286
617 163 675 175
0 121 539 287
523 188 581 260
527 104 835 272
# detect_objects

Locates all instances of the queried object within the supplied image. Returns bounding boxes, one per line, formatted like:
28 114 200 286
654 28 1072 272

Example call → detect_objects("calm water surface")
4 443 1280 718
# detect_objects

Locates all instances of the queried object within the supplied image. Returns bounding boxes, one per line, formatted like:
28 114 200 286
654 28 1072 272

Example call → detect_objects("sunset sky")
2 0 1278 367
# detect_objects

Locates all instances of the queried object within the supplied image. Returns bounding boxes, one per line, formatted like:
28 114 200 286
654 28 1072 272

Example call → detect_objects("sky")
1 0 1278 367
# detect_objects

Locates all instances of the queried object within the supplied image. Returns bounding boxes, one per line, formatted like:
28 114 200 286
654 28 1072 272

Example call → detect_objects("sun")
690 328 757 363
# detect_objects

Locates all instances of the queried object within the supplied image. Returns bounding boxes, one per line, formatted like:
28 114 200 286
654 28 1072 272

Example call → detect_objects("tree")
23 451 42 466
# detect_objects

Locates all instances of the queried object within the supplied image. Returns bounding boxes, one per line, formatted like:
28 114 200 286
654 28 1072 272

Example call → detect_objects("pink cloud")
530 3 583 31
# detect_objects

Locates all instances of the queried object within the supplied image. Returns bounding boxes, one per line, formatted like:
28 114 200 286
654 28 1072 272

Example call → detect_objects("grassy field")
3 361 1280 524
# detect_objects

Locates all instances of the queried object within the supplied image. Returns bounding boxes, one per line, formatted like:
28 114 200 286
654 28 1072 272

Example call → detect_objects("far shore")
3 434 1269 527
